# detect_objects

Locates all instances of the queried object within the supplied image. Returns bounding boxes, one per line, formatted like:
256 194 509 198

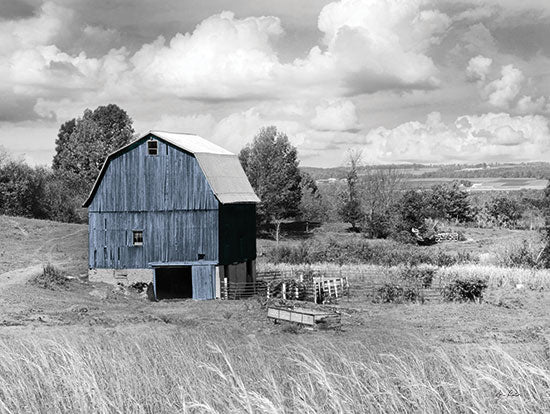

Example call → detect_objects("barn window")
147 140 158 155
132 230 143 246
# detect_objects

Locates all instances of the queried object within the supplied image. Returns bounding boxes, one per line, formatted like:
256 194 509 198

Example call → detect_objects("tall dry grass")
0 329 548 413
258 262 550 290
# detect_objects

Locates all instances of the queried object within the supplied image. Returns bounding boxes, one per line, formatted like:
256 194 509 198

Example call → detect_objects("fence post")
282 282 286 300
313 280 317 304
223 277 228 300
334 282 338 299
295 286 299 300
267 283 271 299
299 273 303 282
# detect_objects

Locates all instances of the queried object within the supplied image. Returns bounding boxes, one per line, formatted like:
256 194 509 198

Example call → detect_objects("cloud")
311 99 361 131
516 95 549 114
130 11 284 100
466 55 492 82
483 64 524 108
364 111 550 163
303 0 448 93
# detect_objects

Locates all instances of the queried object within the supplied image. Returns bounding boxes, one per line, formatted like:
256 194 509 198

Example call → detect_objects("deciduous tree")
338 150 364 232
239 126 302 243
52 104 134 197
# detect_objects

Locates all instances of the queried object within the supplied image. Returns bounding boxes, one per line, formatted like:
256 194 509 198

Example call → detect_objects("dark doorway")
155 267 192 299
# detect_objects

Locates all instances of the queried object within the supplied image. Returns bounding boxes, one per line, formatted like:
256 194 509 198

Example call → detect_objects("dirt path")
0 226 87 288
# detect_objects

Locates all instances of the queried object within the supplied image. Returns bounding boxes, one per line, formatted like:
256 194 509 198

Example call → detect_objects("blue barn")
83 131 260 300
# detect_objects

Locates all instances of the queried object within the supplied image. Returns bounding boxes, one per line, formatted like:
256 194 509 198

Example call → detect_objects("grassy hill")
0 215 87 275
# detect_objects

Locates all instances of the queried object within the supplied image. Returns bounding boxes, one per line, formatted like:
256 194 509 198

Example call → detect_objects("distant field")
404 177 549 191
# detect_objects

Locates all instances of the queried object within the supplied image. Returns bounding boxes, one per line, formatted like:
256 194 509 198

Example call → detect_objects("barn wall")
88 139 218 212
87 138 220 269
218 203 256 265
88 210 219 269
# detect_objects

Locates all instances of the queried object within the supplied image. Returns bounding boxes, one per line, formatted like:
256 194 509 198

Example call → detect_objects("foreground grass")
0 329 548 413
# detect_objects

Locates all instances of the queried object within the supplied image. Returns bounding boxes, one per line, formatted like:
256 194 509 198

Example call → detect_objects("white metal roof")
83 130 259 206
150 130 233 155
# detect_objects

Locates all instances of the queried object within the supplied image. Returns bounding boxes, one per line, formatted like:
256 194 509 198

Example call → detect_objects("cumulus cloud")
483 64 524 108
466 55 492 82
516 95 549 114
364 111 550 163
311 99 361 132
300 0 448 93
130 11 284 100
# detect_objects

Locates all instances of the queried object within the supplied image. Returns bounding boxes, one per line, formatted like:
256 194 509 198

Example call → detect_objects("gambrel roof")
83 131 260 207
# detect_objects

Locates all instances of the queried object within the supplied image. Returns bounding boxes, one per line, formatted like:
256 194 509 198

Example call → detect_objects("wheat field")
0 329 548 413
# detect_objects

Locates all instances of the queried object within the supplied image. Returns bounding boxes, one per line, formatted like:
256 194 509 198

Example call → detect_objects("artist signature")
495 390 550 399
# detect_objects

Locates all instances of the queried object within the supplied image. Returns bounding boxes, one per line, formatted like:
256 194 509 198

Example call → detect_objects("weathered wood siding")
218 204 256 265
88 138 218 212
192 265 216 299
88 138 219 268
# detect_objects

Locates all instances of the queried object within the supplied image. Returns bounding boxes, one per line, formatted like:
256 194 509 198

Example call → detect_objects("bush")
400 266 437 288
265 238 476 267
443 278 488 302
375 283 404 303
29 264 67 290
375 283 419 303
497 240 542 268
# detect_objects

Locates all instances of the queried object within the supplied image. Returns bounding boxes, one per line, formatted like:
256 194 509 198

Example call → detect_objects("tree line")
0 104 134 222
0 109 548 247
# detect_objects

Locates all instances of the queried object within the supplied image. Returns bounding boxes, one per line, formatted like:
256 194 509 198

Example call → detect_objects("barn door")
192 265 215 300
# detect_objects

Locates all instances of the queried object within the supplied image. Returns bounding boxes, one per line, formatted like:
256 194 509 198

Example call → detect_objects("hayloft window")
147 140 158 155
132 230 143 246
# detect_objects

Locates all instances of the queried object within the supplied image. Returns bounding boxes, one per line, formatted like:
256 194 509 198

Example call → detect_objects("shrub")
375 283 404 303
30 264 67 290
265 238 476 267
400 266 437 288
443 278 488 302
497 240 541 268
375 283 419 303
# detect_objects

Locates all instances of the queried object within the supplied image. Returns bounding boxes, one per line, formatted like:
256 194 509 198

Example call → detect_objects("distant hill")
302 162 550 181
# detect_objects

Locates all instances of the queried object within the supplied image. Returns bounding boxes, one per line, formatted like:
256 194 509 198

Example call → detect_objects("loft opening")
155 267 192 299
147 139 158 155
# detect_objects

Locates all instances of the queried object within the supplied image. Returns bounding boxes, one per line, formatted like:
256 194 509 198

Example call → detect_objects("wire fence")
220 270 350 303
220 268 447 303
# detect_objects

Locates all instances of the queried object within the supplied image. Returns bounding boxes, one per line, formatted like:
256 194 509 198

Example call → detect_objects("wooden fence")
220 268 447 303
220 270 350 303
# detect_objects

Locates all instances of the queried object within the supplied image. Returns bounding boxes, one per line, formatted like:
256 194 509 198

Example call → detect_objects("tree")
338 150 364 231
362 167 403 238
486 197 523 228
538 183 550 267
239 126 302 243
52 104 134 197
299 171 328 232
0 159 49 219
429 182 473 223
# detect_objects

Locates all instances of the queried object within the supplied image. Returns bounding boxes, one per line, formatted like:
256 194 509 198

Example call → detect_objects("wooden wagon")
267 306 341 330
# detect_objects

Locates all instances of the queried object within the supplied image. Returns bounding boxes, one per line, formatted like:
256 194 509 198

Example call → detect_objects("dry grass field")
0 216 549 413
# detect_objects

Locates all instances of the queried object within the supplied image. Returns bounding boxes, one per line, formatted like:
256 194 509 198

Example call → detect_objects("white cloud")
466 55 492 82
364 111 550 163
516 95 549 114
484 65 524 108
129 11 284 100
311 99 361 131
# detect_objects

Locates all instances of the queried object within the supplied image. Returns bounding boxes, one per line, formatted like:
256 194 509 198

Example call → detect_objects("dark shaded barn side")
84 132 259 300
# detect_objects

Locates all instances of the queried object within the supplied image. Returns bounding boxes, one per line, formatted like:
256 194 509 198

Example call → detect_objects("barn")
83 130 260 300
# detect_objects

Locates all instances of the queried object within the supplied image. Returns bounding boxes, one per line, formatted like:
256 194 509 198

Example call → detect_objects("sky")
1 0 550 167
